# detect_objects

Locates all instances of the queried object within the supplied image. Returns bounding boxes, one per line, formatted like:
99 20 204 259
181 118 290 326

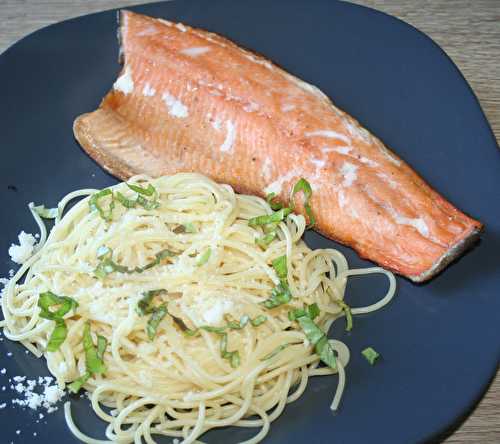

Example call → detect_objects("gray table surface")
0 1 498 443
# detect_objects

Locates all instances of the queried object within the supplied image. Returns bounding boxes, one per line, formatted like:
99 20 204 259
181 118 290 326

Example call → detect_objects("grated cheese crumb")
8 231 37 264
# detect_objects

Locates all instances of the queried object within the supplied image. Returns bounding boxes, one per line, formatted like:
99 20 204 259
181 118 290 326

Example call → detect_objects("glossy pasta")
1 173 395 443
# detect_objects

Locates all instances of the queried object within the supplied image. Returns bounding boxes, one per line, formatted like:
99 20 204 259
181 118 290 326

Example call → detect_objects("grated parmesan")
8 231 37 264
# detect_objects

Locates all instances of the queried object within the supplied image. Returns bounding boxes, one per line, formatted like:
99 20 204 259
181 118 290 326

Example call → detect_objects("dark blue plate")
0 1 499 443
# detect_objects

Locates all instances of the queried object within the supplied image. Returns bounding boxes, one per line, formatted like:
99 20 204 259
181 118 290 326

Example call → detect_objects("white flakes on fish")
180 46 211 57
113 66 134 95
142 83 156 97
220 120 236 153
162 91 189 118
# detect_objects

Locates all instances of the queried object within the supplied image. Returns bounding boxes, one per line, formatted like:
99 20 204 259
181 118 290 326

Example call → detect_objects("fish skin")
74 10 482 282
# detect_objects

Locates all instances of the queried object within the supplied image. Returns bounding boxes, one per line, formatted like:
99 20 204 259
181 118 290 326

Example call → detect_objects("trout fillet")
74 11 482 282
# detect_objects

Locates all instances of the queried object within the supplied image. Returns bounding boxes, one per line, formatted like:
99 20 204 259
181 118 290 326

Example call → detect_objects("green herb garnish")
146 305 168 340
89 189 115 221
136 289 167 316
265 192 283 211
290 178 315 227
196 248 211 266
248 208 292 227
38 291 78 352
361 347 380 365
219 333 240 368
250 315 267 327
94 247 176 278
261 343 290 361
289 305 336 370
68 322 107 393
261 283 292 309
255 231 277 249
336 299 353 331
127 183 156 196
271 255 287 281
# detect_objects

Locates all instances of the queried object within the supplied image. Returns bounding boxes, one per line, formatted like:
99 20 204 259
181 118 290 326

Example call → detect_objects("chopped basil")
146 305 168 340
220 333 240 368
265 192 283 211
183 328 200 337
248 208 292 227
69 323 107 393
38 291 78 321
250 315 267 327
196 248 211 266
94 247 176 278
271 255 287 281
261 343 290 361
362 347 380 365
136 289 167 316
67 372 91 394
33 204 59 219
200 325 226 334
307 303 320 320
97 335 107 360
136 194 160 210
127 182 156 196
227 321 242 330
89 189 115 221
297 316 336 369
83 322 107 374
336 299 353 331
115 191 136 208
46 319 68 352
261 283 292 309
38 291 78 352
289 305 336 370
290 178 315 227
255 231 277 248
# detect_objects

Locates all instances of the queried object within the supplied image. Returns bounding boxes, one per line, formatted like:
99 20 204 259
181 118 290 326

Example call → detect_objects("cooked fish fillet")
74 10 482 282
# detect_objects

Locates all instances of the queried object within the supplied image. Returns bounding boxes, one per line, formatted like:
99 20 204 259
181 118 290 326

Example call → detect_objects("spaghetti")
1 173 395 443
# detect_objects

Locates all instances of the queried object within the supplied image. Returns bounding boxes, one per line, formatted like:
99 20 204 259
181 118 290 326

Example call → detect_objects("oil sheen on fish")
74 11 482 282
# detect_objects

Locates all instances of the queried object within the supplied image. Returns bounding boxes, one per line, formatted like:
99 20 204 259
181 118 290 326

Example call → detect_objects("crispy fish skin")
74 10 482 282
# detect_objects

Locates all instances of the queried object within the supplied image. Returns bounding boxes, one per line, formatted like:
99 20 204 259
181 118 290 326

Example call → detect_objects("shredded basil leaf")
97 335 107 360
127 182 156 196
261 343 290 361
336 299 353 331
174 222 198 234
67 372 91 394
115 191 136 209
248 208 292 227
290 178 315 227
271 255 287 281
261 283 292 309
183 328 200 337
136 194 160 210
136 289 167 316
255 231 277 248
38 291 78 320
196 248 211 266
46 319 68 352
201 325 226 334
94 248 175 278
147 305 168 340
265 192 283 211
250 315 267 327
362 347 380 365
227 321 242 330
297 316 336 369
307 303 320 320
89 189 115 221
288 308 306 321
83 322 107 374
219 333 240 368
33 204 59 219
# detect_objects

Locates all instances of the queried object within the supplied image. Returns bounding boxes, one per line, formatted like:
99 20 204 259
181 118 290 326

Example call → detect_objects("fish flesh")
74 10 482 282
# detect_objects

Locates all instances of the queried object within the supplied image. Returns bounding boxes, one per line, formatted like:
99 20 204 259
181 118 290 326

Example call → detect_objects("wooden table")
1 1 498 442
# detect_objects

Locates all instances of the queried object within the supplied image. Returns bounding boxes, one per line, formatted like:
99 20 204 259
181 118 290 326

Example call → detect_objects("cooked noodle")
1 173 395 443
